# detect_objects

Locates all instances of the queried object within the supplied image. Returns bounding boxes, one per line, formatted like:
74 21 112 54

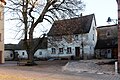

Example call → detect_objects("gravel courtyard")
0 59 119 80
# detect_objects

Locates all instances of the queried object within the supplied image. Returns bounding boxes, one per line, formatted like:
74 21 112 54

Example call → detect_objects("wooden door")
75 47 80 57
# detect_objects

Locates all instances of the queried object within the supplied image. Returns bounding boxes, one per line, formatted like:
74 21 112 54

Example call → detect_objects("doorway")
75 47 80 57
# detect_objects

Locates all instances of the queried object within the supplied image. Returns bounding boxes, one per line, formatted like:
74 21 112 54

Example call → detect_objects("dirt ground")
0 60 119 80
0 60 93 80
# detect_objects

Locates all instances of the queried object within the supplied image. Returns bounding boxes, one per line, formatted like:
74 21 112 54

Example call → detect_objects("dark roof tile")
48 14 95 36
95 25 118 49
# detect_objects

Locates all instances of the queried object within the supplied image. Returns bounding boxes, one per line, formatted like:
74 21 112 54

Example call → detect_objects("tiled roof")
5 44 17 50
5 37 47 50
17 37 47 50
95 39 118 49
95 25 118 49
97 24 118 40
48 14 96 36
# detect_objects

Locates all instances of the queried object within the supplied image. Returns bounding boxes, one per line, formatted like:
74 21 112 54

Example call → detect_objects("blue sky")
4 0 118 44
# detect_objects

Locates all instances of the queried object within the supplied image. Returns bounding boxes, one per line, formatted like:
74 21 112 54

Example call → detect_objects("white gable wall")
14 50 28 59
34 49 49 59
4 50 14 60
83 17 97 58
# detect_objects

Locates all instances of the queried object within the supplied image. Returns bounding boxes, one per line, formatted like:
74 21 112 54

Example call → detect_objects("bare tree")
5 0 85 65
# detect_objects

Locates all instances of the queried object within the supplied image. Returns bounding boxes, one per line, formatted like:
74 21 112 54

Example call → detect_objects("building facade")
5 37 48 60
47 14 97 59
95 25 118 59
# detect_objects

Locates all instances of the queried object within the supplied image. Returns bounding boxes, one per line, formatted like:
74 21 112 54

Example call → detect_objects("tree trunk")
27 28 37 65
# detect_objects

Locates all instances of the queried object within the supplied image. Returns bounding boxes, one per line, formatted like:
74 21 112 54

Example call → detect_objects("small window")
67 47 72 54
10 54 13 57
51 48 56 54
90 46 91 50
74 35 79 40
22 52 25 55
93 27 95 30
106 31 110 36
39 52 42 55
93 34 94 41
59 48 64 54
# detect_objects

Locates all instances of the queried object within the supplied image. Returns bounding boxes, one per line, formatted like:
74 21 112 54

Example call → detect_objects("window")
59 48 63 54
107 49 111 53
39 52 42 55
90 46 91 50
51 48 56 54
93 27 95 30
10 54 13 57
106 30 111 37
22 52 25 55
93 34 94 41
74 35 79 40
67 47 72 54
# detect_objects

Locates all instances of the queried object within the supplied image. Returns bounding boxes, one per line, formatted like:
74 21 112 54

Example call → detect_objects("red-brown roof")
48 14 95 36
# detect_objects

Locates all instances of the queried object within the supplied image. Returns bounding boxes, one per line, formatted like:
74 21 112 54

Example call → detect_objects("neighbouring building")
4 37 48 60
34 37 48 60
4 44 16 60
0 0 6 63
95 25 118 59
47 14 97 59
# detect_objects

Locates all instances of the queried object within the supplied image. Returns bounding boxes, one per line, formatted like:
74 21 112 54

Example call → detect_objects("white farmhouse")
5 37 48 60
34 37 48 60
47 14 97 59
15 37 48 60
14 40 28 59
4 44 15 60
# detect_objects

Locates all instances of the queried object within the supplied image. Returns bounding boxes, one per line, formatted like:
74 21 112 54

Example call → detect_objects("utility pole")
116 0 120 73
